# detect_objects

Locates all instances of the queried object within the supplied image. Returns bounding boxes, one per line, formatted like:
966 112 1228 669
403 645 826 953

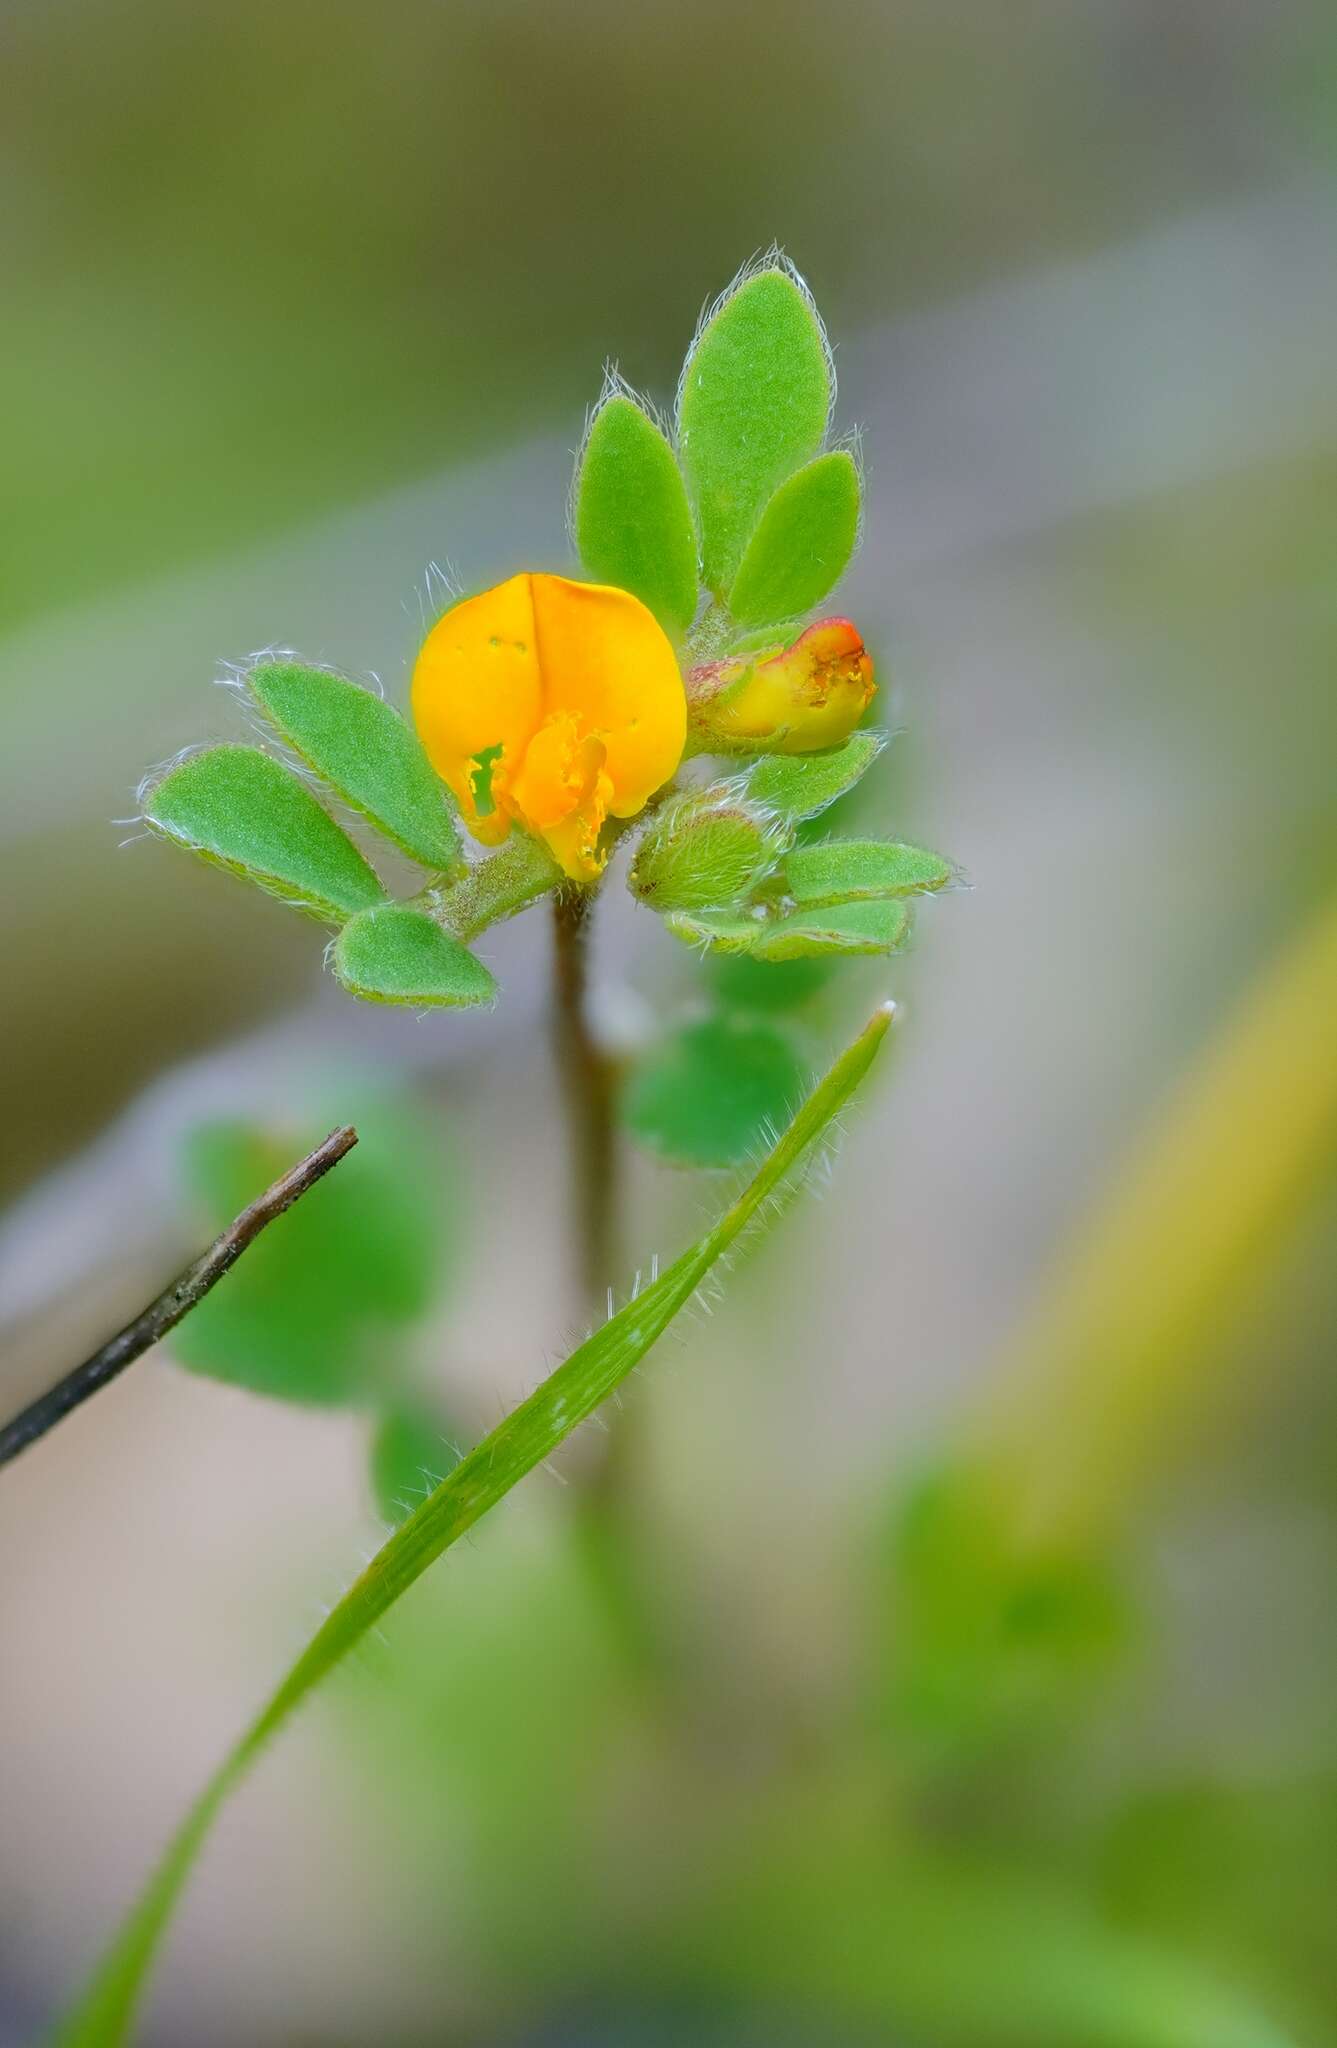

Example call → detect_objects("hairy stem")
0 1126 358 1471
551 887 618 1312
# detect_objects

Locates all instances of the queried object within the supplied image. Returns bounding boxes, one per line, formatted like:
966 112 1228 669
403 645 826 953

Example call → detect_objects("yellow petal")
528 575 686 817
509 714 605 831
411 574 543 827
412 571 687 865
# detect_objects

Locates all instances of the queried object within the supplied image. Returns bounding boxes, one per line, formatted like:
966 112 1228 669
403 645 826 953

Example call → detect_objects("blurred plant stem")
550 887 618 1312
549 884 669 1683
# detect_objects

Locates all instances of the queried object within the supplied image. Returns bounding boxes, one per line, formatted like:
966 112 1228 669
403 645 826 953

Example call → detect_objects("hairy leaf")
678 262 832 594
574 389 699 637
143 745 384 922
786 838 954 906
753 898 913 962
746 731 887 821
332 904 496 1008
248 661 463 874
663 907 770 955
728 450 861 626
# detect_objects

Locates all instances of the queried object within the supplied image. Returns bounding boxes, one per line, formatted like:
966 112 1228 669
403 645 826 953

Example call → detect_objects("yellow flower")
687 618 876 755
412 573 687 880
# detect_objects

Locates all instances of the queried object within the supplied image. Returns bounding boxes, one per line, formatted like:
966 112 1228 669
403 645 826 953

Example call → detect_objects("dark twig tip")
0 1122 360 1471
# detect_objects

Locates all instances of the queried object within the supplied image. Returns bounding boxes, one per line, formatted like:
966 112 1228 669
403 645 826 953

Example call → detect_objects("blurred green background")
3 2 1337 2043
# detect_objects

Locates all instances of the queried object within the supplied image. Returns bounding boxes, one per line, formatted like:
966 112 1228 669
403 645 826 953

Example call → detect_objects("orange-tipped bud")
687 618 876 755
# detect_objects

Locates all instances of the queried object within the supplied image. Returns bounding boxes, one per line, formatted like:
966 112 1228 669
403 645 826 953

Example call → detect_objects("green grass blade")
54 1003 895 2048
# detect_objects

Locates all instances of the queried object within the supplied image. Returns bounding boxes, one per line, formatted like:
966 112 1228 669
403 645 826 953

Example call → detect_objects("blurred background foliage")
3 1 1337 2044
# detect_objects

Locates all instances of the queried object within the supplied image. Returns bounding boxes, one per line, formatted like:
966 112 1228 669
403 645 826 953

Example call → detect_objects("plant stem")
550 887 617 1311
0 1125 358 1471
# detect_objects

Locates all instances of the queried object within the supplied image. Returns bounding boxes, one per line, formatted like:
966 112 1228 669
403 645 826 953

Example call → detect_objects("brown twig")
0 1125 358 1471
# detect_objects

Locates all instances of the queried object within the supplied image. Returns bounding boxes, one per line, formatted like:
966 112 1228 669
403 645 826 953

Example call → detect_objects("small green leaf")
248 661 463 875
786 838 954 906
663 907 769 955
623 1015 805 1168
746 731 887 821
574 387 699 637
56 1007 894 2048
753 897 913 961
332 904 496 1008
629 784 790 913
371 1406 462 1526
144 745 384 922
678 261 832 594
172 1105 440 1407
727 450 861 626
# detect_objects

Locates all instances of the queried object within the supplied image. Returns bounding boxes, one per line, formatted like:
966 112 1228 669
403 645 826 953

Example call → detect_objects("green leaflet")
143 745 385 923
746 731 887 822
786 838 954 906
753 898 913 962
574 388 699 638
664 907 770 956
727 450 861 627
678 261 832 595
629 784 791 913
666 897 911 961
622 1014 805 1168
332 904 497 1007
248 661 463 875
54 1005 894 2048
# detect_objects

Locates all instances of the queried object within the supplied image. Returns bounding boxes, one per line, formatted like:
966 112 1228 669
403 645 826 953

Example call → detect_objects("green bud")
629 782 792 913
